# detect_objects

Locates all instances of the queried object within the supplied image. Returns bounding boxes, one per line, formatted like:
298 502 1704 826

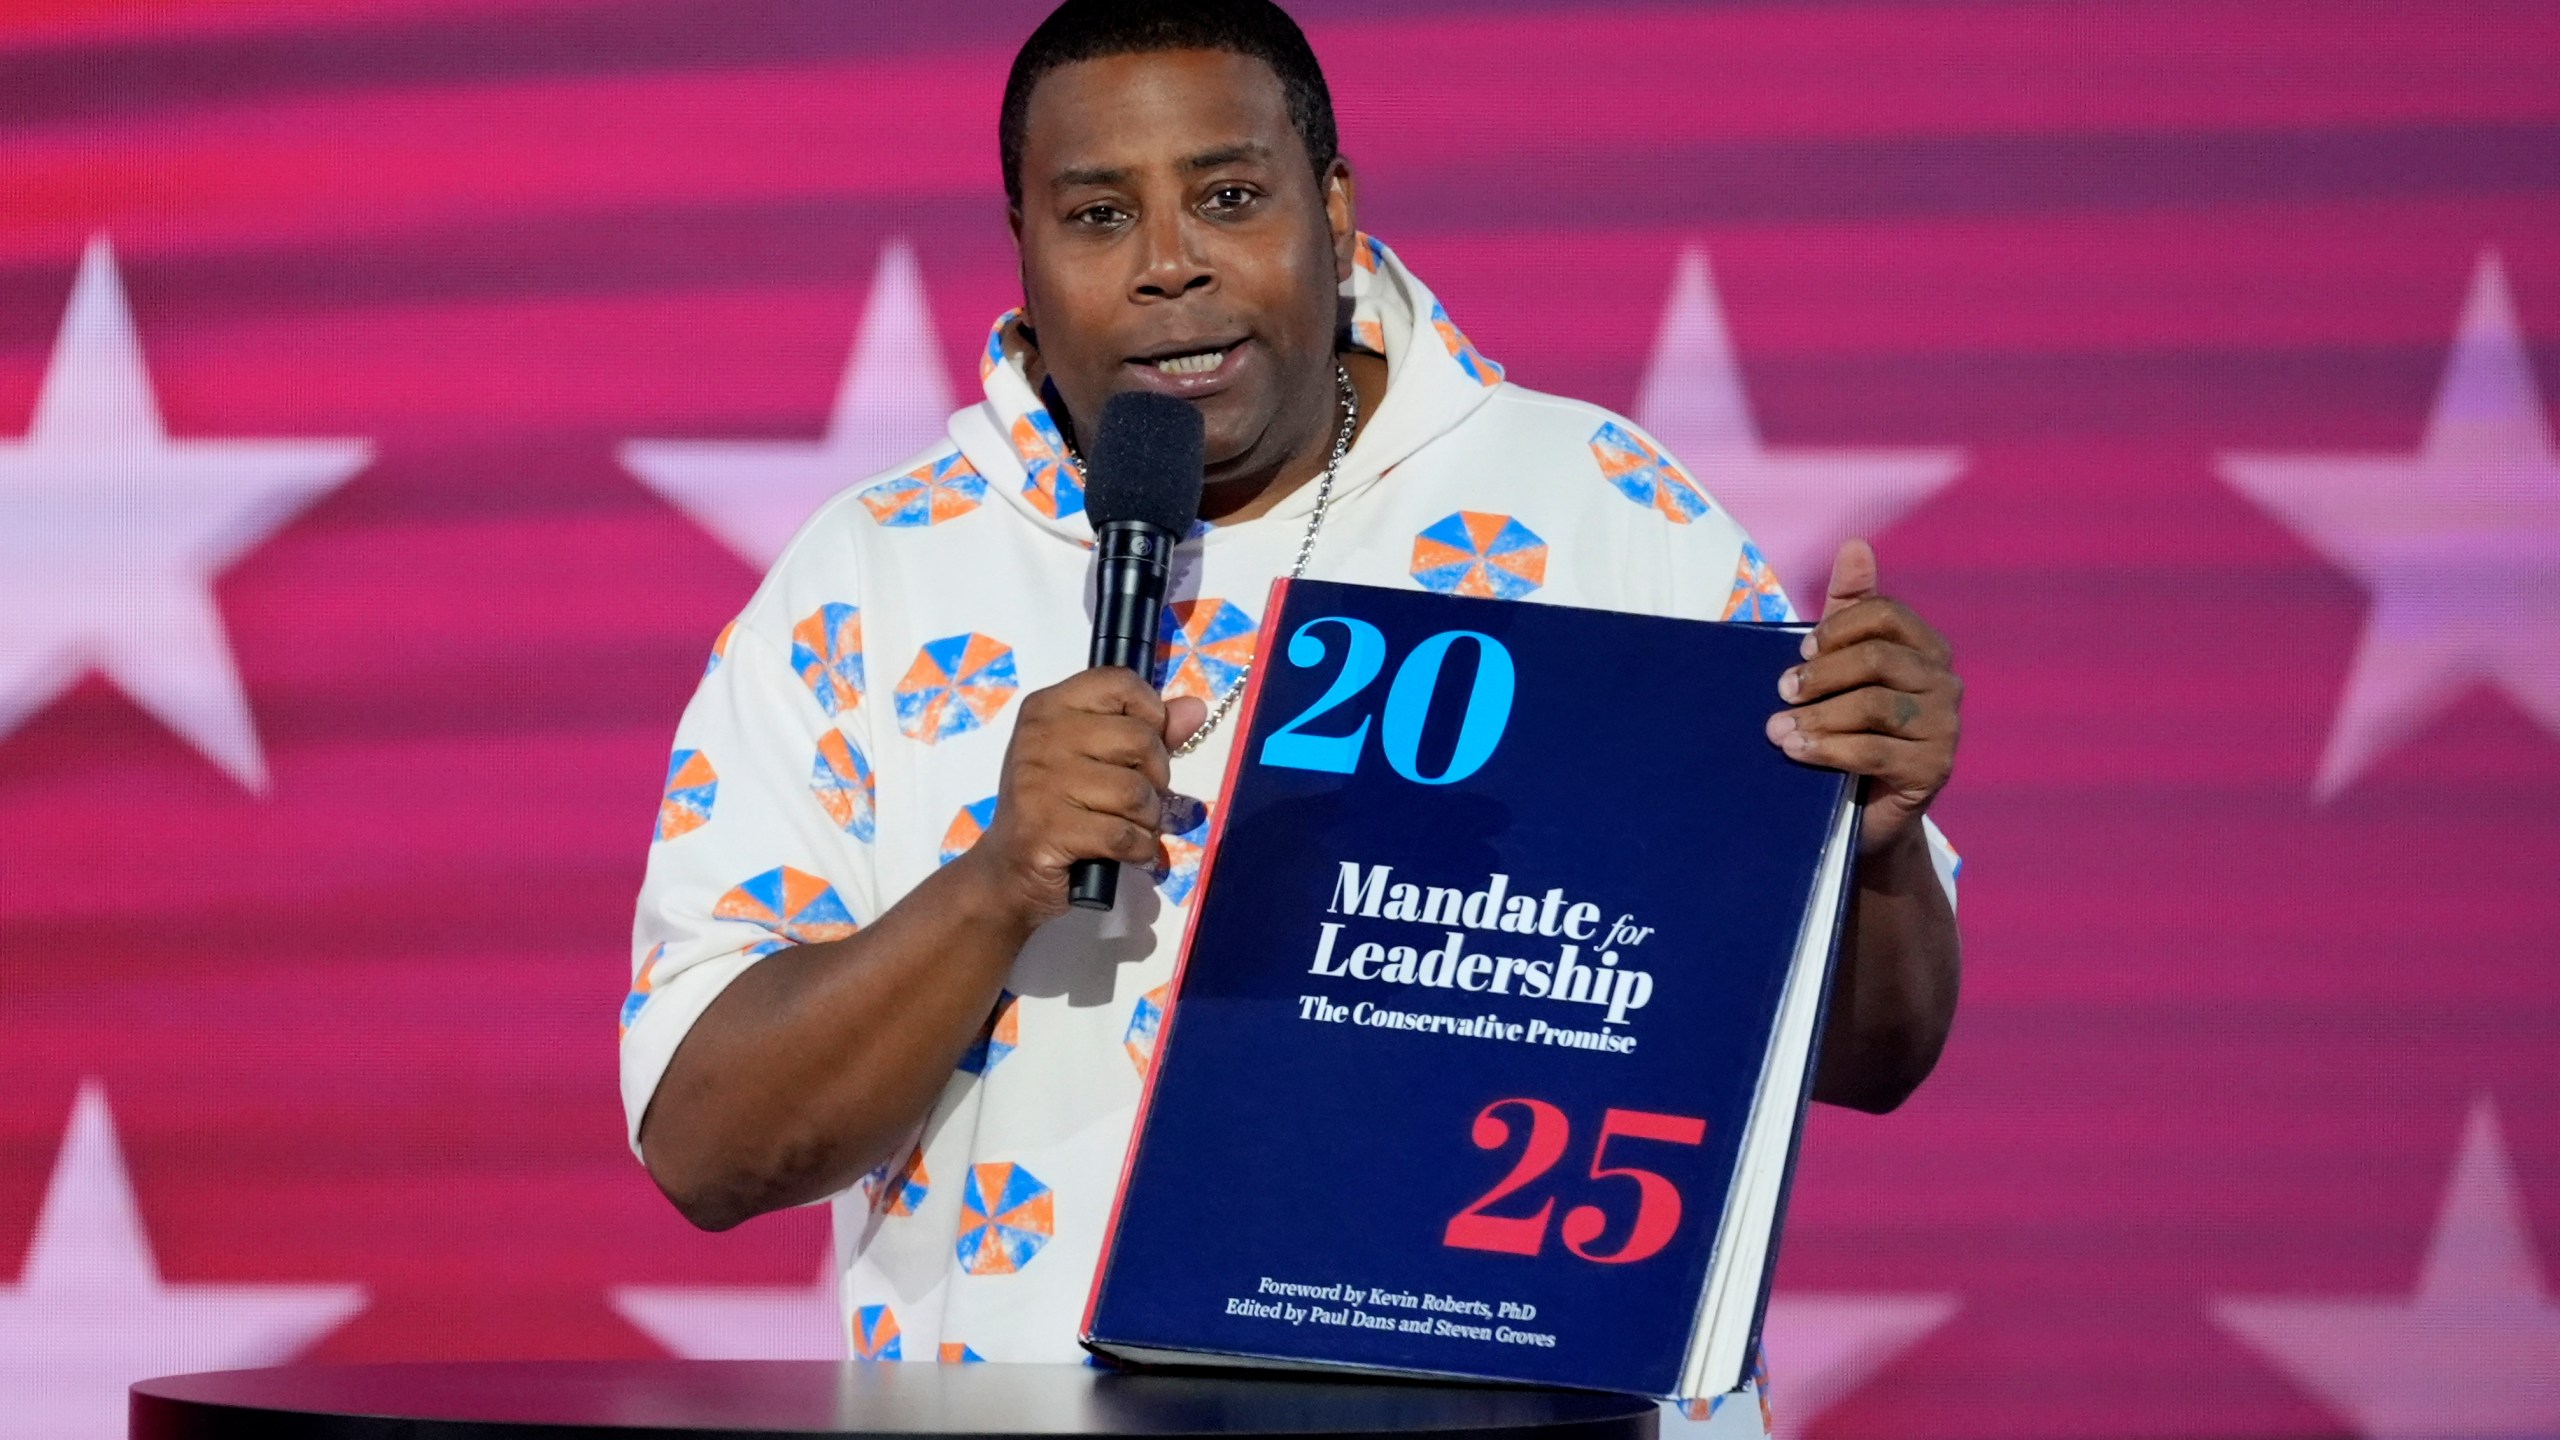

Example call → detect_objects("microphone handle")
1068 521 1177 912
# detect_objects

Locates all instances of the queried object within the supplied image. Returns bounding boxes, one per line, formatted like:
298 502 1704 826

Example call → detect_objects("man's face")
1013 48 1353 486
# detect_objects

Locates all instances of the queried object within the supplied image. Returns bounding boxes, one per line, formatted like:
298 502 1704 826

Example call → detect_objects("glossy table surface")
129 1361 1661 1439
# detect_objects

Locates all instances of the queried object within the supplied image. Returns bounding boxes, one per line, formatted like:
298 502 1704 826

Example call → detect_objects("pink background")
2 2 2556 1436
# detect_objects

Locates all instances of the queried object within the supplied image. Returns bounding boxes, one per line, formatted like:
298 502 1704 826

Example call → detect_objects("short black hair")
1000 0 1340 210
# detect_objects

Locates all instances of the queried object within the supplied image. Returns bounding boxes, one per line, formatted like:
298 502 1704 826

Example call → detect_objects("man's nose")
1131 208 1214 300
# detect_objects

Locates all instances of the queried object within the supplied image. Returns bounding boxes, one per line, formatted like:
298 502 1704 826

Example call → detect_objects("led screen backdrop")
1 2 2556 1436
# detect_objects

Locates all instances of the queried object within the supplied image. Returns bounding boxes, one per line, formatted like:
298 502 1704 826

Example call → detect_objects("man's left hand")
1765 538 1961 856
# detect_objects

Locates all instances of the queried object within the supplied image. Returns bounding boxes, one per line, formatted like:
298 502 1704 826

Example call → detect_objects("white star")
1635 247 1964 599
611 1251 844 1359
2212 1096 2560 1437
1763 1292 1960 1435
0 1082 366 1439
2221 251 2560 799
1661 1292 1959 1438
622 241 956 568
0 236 370 791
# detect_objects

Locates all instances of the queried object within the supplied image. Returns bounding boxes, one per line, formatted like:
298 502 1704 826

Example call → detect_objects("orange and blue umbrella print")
810 730 876 841
956 1161 1054 1276
851 1304 901 1361
867 1149 927 1217
939 796 998 867
618 943 666 1038
957 991 1018 1076
1429 300 1504 387
712 865 858 956
1722 541 1792 622
1012 410 1085 520
1410 511 1549 600
1123 983 1168 1077
895 633 1019 744
1156 598 1256 702
655 749 717 841
790 603 865 717
860 452 987 528
1590 420 1710 524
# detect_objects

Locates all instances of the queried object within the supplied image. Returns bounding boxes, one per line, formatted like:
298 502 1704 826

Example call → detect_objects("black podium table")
130 1361 1660 1439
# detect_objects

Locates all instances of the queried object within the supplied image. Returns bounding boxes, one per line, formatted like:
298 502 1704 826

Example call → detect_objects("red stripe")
1080 576 1296 1344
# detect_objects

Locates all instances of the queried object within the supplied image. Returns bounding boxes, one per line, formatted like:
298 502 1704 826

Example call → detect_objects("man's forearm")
636 856 1035 1231
1813 825 1960 1113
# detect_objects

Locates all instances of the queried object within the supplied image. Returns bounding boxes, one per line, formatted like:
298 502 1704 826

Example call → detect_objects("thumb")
1163 695 1208 750
1821 537 1879 620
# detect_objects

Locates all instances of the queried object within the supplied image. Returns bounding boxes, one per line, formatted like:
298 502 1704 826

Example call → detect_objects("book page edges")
1676 784 1859 1401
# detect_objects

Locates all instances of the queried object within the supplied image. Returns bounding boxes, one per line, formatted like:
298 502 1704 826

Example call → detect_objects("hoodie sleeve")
619 616 885 1157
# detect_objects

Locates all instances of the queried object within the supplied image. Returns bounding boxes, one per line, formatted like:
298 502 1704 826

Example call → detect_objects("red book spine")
1081 576 1297 1340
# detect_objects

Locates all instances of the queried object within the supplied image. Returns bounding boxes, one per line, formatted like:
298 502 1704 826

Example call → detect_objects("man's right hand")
641 666 1203 1229
959 667 1208 930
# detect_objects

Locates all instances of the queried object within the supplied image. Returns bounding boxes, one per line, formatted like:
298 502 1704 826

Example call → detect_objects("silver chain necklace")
1062 363 1358 757
1170 361 1357 756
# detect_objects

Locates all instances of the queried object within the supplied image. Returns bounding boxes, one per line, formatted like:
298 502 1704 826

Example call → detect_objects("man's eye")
1205 186 1257 212
1074 204 1127 227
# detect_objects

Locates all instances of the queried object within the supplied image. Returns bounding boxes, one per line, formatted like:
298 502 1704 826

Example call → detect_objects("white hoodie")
621 236 1952 1425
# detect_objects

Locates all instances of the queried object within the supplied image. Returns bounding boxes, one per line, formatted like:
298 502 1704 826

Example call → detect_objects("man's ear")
1008 205 1037 332
1325 157 1359 282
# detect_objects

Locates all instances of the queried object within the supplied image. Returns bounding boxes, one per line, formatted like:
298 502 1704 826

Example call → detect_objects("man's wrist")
934 846 1053 949
1858 813 1937 894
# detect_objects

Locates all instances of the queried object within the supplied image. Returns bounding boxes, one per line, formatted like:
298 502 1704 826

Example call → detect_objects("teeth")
1154 350 1224 376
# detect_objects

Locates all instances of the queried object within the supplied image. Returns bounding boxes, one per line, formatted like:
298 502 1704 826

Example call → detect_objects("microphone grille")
1086 391 1206 536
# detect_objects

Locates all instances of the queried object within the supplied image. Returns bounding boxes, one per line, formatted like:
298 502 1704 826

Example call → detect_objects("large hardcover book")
1083 578 1858 1402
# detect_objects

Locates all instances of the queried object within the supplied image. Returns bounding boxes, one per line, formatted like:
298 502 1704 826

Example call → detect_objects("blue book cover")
1084 578 1858 1401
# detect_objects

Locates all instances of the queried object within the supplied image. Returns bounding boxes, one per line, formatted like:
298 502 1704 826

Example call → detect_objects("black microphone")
1067 390 1207 912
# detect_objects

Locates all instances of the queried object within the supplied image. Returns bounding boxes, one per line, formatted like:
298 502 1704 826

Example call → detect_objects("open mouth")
1151 349 1226 376
1125 338 1249 396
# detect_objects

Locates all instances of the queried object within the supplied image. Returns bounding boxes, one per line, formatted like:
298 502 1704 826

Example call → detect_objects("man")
620 0 1961 1424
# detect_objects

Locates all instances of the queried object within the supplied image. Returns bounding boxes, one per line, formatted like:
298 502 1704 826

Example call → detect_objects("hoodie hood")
948 234 1507 548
